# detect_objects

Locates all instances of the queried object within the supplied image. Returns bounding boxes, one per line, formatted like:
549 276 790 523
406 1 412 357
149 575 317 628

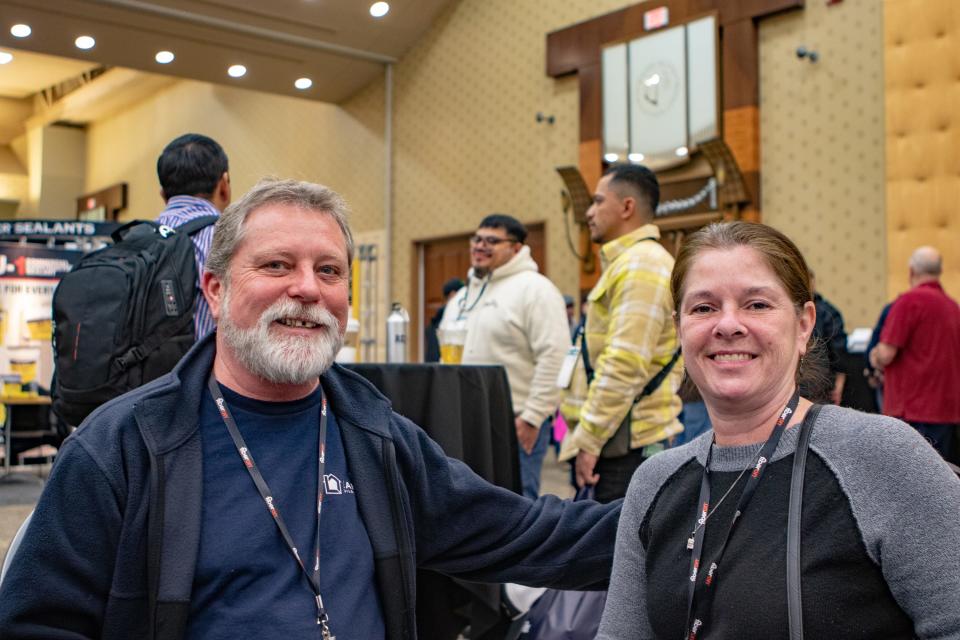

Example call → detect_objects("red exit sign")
644 6 669 30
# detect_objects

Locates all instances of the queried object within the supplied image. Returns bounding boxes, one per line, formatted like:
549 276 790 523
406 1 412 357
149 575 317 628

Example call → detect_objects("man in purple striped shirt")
155 133 231 339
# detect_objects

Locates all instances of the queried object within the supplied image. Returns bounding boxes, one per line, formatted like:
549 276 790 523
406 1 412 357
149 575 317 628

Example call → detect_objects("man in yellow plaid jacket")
559 164 683 503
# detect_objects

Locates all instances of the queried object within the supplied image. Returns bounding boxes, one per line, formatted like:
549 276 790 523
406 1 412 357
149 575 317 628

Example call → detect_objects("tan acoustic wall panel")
885 0 960 299
759 0 886 329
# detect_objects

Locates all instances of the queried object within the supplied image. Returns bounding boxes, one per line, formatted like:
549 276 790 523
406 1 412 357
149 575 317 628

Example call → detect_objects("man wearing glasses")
440 214 570 499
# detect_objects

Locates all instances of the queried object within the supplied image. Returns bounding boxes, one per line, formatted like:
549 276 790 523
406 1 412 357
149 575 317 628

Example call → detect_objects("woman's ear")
798 300 816 355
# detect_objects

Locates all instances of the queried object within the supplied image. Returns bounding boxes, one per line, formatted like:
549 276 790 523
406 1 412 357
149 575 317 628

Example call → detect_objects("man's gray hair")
908 245 942 277
205 177 355 281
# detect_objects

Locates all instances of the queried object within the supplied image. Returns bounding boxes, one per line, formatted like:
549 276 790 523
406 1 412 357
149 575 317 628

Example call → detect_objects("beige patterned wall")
759 0 886 328
85 78 385 232
390 0 638 311
80 0 890 333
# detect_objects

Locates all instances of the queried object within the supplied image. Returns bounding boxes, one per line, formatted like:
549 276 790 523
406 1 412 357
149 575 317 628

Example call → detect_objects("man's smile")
276 318 321 329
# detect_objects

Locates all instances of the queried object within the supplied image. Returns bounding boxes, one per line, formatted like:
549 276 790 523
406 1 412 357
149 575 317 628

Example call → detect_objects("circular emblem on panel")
636 61 681 116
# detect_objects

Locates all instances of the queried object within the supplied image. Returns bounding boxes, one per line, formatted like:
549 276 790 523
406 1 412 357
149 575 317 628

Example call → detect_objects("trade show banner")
0 243 82 389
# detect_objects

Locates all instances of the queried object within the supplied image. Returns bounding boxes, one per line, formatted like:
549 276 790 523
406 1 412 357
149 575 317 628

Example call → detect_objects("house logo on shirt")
324 474 343 495
323 475 355 495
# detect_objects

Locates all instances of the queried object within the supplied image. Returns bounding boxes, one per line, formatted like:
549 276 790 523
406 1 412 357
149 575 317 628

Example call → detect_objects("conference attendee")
809 269 848 404
863 300 893 410
440 214 569 499
0 179 620 640
560 164 683 503
870 246 960 461
155 133 232 339
564 294 578 339
598 222 960 639
424 277 463 362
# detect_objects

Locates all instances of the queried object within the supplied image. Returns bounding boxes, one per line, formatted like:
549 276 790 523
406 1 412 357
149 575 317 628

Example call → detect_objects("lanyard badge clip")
317 595 335 639
319 618 335 640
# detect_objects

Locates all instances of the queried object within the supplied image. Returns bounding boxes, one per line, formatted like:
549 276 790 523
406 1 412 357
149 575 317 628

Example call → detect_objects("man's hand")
868 347 882 371
515 417 540 454
575 450 600 488
864 367 884 389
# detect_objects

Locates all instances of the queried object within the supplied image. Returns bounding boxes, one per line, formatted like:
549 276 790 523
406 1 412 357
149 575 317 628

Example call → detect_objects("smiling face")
469 226 520 277
677 246 815 415
203 203 350 395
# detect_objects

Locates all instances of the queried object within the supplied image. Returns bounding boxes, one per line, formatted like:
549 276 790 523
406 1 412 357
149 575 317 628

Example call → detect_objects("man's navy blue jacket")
0 335 621 639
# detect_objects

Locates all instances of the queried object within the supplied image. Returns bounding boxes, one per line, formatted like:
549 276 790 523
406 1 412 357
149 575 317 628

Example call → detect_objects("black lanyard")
207 373 334 640
684 391 801 640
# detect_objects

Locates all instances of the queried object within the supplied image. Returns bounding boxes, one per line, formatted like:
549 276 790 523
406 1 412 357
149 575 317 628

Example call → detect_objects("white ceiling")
0 0 455 104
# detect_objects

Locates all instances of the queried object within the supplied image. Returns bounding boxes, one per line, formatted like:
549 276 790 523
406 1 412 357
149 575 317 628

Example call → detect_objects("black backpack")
52 215 217 426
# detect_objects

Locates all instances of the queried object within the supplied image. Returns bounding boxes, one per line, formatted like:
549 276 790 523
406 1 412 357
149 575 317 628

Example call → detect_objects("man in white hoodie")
440 214 570 498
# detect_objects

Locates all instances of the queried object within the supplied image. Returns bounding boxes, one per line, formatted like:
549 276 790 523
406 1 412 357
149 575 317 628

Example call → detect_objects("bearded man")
0 179 620 640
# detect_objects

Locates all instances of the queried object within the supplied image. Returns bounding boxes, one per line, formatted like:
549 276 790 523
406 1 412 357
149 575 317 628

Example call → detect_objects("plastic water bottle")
386 302 409 363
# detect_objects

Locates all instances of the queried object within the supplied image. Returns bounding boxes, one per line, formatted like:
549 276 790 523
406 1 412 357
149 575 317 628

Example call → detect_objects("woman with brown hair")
598 222 960 639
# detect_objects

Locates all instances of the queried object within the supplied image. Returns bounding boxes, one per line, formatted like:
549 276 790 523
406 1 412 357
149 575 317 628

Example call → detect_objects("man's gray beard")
218 293 344 385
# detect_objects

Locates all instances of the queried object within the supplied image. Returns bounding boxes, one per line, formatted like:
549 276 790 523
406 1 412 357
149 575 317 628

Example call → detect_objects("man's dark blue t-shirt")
188 382 385 639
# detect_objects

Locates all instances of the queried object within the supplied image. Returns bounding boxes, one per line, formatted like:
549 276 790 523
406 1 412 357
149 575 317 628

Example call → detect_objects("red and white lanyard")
683 391 800 640
207 373 334 640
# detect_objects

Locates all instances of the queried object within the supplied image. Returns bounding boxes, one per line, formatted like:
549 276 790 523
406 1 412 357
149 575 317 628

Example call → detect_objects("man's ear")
160 187 168 203
620 194 637 221
202 271 224 321
208 172 232 211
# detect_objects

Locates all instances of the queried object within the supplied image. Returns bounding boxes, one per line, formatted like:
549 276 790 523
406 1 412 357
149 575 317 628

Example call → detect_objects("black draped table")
345 363 520 640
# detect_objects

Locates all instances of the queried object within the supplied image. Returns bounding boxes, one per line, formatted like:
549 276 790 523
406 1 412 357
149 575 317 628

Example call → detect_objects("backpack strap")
787 403 821 640
110 215 217 243
637 347 681 400
111 219 152 243
175 214 218 236
116 313 195 370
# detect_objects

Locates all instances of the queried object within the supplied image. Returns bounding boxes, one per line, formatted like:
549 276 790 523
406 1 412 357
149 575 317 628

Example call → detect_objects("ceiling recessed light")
227 64 247 78
0 52 12 65
604 153 619 163
675 146 689 157
370 2 390 18
155 50 175 64
10 24 31 38
628 153 645 162
75 35 96 50
294 77 313 90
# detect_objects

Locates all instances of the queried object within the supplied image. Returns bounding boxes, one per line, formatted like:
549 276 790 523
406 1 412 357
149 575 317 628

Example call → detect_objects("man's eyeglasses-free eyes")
470 234 518 247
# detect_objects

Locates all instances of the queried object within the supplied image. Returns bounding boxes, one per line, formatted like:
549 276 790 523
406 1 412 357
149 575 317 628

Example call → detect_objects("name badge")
555 346 580 389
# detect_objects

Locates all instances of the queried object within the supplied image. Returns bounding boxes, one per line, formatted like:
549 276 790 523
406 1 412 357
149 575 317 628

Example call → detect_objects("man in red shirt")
870 246 960 461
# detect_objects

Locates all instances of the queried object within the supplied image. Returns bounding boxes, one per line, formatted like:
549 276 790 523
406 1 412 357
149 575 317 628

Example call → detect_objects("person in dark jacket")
809 270 848 405
424 277 464 362
0 178 620 640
